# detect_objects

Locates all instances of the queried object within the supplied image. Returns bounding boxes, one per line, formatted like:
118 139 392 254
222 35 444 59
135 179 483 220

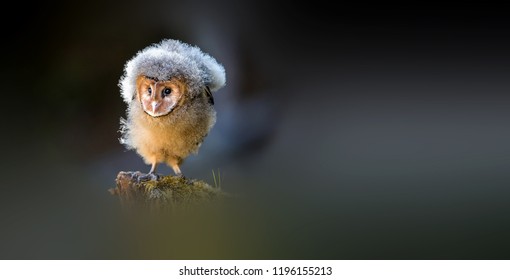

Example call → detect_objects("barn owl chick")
118 39 226 179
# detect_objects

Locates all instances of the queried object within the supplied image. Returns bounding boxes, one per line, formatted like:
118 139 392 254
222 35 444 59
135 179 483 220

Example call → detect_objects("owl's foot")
174 172 188 180
136 172 161 183
174 173 193 184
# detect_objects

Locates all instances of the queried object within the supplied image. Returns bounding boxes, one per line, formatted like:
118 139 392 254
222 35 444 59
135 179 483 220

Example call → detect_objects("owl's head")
136 76 186 117
119 39 226 105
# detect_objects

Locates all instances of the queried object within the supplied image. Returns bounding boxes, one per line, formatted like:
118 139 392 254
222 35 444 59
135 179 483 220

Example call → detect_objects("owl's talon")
173 172 184 180
137 172 161 182
175 173 192 184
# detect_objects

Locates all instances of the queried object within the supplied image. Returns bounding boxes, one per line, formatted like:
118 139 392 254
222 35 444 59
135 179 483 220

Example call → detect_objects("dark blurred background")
1 2 510 259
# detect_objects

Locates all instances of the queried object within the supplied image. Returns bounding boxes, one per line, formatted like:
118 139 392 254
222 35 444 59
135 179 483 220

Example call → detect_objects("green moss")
112 171 227 207
141 175 224 203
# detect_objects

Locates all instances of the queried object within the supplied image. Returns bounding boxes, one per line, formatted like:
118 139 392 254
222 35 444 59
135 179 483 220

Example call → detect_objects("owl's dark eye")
147 88 152 95
163 88 172 96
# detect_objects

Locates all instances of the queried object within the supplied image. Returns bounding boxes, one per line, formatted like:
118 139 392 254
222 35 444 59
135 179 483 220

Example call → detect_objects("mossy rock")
110 171 226 206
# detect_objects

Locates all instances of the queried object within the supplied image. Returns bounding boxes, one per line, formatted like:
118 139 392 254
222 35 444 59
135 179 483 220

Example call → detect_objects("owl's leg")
171 164 182 177
137 162 160 182
149 162 158 174
167 158 183 177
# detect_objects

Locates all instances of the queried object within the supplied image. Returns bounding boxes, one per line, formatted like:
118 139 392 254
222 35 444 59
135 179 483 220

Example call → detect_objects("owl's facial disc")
136 76 186 118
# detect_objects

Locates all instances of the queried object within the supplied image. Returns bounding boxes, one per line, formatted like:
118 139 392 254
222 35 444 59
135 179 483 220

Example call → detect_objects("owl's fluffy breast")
121 98 216 164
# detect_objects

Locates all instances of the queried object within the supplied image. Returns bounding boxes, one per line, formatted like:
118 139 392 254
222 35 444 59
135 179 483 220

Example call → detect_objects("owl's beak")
151 101 160 113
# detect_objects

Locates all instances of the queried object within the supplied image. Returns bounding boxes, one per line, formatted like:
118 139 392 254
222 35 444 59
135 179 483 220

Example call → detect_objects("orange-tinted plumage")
119 39 226 178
